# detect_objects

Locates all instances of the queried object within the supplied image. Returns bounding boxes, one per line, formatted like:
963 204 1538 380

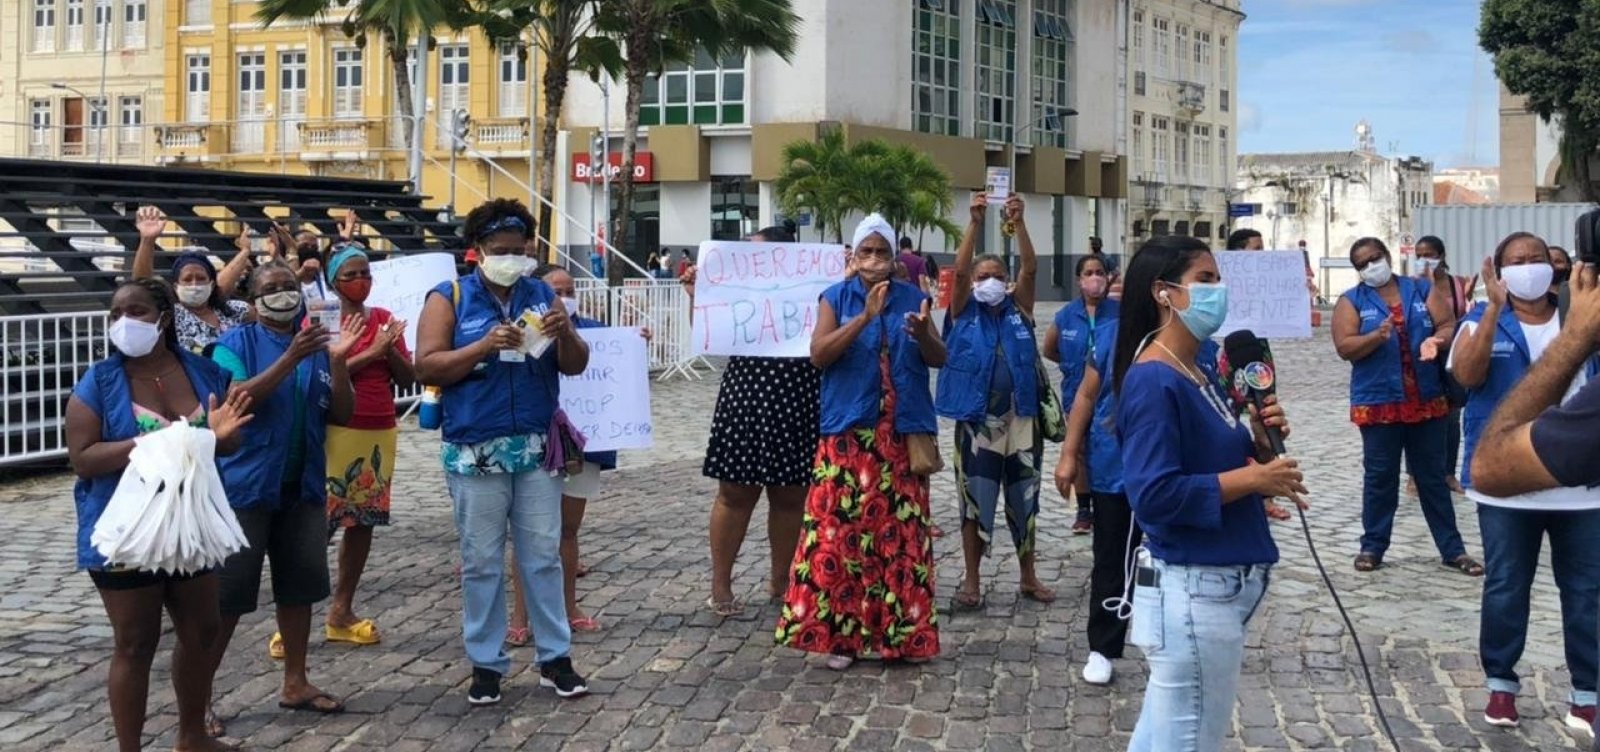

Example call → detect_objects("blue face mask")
1168 282 1229 341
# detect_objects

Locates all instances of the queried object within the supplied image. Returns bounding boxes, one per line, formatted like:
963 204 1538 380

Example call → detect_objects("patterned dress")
775 352 939 661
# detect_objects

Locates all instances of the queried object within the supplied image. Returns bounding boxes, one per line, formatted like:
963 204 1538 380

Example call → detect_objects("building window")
1134 71 1145 97
1195 221 1212 239
1151 116 1170 182
498 43 528 118
1152 219 1170 236
1194 125 1211 186
975 0 1018 142
93 0 112 49
1174 122 1189 183
1175 220 1189 236
119 95 142 146
1132 10 1143 72
1219 35 1229 84
185 53 211 123
1174 24 1189 81
1196 32 1212 86
235 51 267 151
124 0 146 49
437 44 470 145
30 100 52 156
711 177 759 241
333 48 363 118
1030 0 1074 148
1219 126 1229 179
88 96 107 147
66 0 85 51
1132 111 1144 177
639 49 746 127
279 50 307 150
1220 88 1230 112
185 0 210 26
1153 16 1170 79
913 0 961 137
34 0 57 53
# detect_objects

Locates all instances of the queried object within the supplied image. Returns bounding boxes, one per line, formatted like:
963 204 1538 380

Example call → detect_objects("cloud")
1238 102 1265 134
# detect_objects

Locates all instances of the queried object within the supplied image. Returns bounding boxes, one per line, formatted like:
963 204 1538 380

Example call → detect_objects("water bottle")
418 387 442 430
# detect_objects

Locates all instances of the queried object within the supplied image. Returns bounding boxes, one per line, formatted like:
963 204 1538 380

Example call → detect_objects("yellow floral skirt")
326 425 397 532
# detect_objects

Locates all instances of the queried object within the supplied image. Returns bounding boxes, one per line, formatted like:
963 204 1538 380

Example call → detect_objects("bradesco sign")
572 152 655 183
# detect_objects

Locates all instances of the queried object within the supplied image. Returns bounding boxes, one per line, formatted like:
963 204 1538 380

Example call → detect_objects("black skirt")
702 356 821 487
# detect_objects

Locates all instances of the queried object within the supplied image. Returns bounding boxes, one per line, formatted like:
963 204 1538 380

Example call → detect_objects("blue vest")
1458 302 1600 487
72 349 233 568
1054 297 1119 412
1342 276 1443 407
572 314 618 471
818 278 937 435
216 322 334 510
433 272 562 445
935 297 1040 422
1090 325 1221 495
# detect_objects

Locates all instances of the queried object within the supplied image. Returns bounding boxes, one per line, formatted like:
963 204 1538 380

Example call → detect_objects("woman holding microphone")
1113 236 1306 750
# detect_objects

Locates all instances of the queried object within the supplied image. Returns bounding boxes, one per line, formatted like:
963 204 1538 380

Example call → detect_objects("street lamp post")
50 83 105 163
96 0 109 163
1004 107 1079 274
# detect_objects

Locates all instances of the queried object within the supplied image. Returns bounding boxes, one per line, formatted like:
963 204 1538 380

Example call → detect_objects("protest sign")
985 167 1012 205
1214 250 1313 339
691 241 849 357
561 327 653 452
368 253 458 351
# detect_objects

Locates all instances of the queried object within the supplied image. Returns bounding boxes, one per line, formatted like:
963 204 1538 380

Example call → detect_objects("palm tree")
599 0 800 283
774 127 857 244
257 0 474 150
477 1 621 255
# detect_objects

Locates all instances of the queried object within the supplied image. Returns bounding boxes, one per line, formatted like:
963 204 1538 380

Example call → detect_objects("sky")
1238 0 1499 168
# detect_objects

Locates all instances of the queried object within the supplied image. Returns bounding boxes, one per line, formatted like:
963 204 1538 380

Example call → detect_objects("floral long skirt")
775 354 939 661
326 425 396 533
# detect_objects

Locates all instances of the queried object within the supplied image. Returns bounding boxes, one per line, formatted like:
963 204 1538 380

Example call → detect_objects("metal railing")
1 311 108 465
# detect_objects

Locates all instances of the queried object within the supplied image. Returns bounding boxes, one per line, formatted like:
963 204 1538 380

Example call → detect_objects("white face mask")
1414 258 1441 276
481 254 532 286
973 278 1008 306
176 283 213 307
1360 259 1393 288
257 290 302 323
1501 262 1555 302
109 316 162 358
560 297 581 315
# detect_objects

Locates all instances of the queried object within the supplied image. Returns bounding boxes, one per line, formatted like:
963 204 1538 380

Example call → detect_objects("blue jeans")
447 470 571 673
1128 559 1271 751
1478 504 1600 706
1358 418 1466 562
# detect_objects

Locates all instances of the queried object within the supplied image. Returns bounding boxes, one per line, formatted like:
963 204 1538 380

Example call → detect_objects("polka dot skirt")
702 356 822 487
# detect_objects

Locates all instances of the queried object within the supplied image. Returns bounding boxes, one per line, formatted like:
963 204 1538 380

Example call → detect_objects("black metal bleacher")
0 158 465 466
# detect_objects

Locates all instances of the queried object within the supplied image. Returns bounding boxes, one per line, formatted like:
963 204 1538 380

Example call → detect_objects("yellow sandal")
325 619 381 645
268 632 285 660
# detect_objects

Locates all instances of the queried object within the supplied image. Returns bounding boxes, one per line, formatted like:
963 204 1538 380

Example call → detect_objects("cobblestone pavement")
0 323 1592 750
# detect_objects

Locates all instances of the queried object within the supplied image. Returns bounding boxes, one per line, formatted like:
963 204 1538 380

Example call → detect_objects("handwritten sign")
368 253 458 351
561 327 653 452
691 241 849 357
1215 250 1313 340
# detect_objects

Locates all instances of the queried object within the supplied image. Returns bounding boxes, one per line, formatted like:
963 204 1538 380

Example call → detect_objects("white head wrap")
851 213 897 250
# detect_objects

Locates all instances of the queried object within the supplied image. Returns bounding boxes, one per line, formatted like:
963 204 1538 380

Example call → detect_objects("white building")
559 0 1128 301
1232 124 1434 297
1125 0 1244 253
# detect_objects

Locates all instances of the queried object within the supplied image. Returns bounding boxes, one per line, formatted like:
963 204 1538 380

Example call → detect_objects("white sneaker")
1082 652 1114 685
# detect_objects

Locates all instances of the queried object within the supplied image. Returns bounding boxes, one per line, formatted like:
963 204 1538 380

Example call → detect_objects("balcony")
155 123 227 164
1187 187 1206 212
1176 81 1206 115
470 117 531 157
298 118 387 161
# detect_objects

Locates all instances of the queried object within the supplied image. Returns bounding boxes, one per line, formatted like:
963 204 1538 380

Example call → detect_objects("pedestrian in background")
130 207 254 354
1043 254 1119 535
1412 235 1471 494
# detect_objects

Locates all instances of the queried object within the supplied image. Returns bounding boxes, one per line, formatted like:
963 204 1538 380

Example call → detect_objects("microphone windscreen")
1224 329 1265 367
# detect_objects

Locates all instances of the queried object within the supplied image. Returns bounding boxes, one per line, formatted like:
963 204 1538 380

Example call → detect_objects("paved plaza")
0 325 1592 750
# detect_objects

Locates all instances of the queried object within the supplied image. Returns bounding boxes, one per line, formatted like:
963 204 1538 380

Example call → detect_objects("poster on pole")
985 167 1012 205
1214 250 1314 340
691 241 850 358
367 252 459 351
560 327 653 452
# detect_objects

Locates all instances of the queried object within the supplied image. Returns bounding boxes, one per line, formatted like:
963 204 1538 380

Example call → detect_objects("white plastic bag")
91 421 248 575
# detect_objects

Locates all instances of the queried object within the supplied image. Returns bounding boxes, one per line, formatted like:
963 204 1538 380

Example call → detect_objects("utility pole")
408 36 428 196
96 0 109 163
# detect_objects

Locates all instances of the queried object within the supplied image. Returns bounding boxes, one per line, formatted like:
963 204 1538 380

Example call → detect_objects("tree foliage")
1480 0 1600 199
775 129 962 246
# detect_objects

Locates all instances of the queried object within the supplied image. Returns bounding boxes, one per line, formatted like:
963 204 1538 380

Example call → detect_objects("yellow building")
155 0 540 212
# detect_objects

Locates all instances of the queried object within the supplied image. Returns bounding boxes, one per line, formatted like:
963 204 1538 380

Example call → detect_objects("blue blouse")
1119 360 1278 566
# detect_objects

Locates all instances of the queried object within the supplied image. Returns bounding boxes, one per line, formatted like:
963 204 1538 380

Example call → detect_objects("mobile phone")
1135 565 1160 588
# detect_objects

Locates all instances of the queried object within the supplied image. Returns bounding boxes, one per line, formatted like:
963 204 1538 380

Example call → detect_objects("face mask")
973 278 1008 306
257 290 302 323
1167 282 1230 341
337 278 372 304
1414 258 1441 276
1080 276 1107 298
1360 259 1393 288
109 316 162 358
1501 262 1555 302
175 283 213 307
481 254 531 286
560 297 580 314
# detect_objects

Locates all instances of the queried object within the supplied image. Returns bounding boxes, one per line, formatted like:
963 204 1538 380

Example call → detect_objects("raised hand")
235 225 254 254
1419 335 1445 363
1004 194 1026 224
286 324 331 363
968 193 988 225
328 312 368 361
540 300 575 339
135 207 165 241
377 319 407 352
904 297 933 340
865 281 890 318
1482 255 1508 308
1373 317 1394 343
339 210 358 242
207 389 255 444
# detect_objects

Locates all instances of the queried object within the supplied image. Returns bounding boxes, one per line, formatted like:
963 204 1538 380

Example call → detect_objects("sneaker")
1483 691 1519 727
1071 518 1093 535
539 656 590 698
1081 652 1114 685
1565 704 1596 735
467 667 502 706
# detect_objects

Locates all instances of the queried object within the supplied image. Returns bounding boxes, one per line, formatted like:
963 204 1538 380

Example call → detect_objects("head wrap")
325 243 369 285
851 213 897 250
475 215 528 242
169 252 216 282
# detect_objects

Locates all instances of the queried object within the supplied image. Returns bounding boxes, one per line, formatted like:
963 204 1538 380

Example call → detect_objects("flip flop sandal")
1020 585 1058 604
205 709 226 739
705 596 744 618
325 619 381 645
506 626 531 647
268 632 285 660
569 616 602 632
1353 553 1381 572
278 692 344 714
825 655 855 671
575 562 590 578
1445 555 1485 577
951 590 985 612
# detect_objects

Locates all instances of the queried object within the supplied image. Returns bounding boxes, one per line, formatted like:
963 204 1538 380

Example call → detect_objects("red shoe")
1565 704 1595 736
1484 691 1519 727
1071 518 1092 535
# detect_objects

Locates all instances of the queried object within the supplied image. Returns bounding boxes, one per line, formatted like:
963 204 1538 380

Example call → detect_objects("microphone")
1223 329 1285 458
